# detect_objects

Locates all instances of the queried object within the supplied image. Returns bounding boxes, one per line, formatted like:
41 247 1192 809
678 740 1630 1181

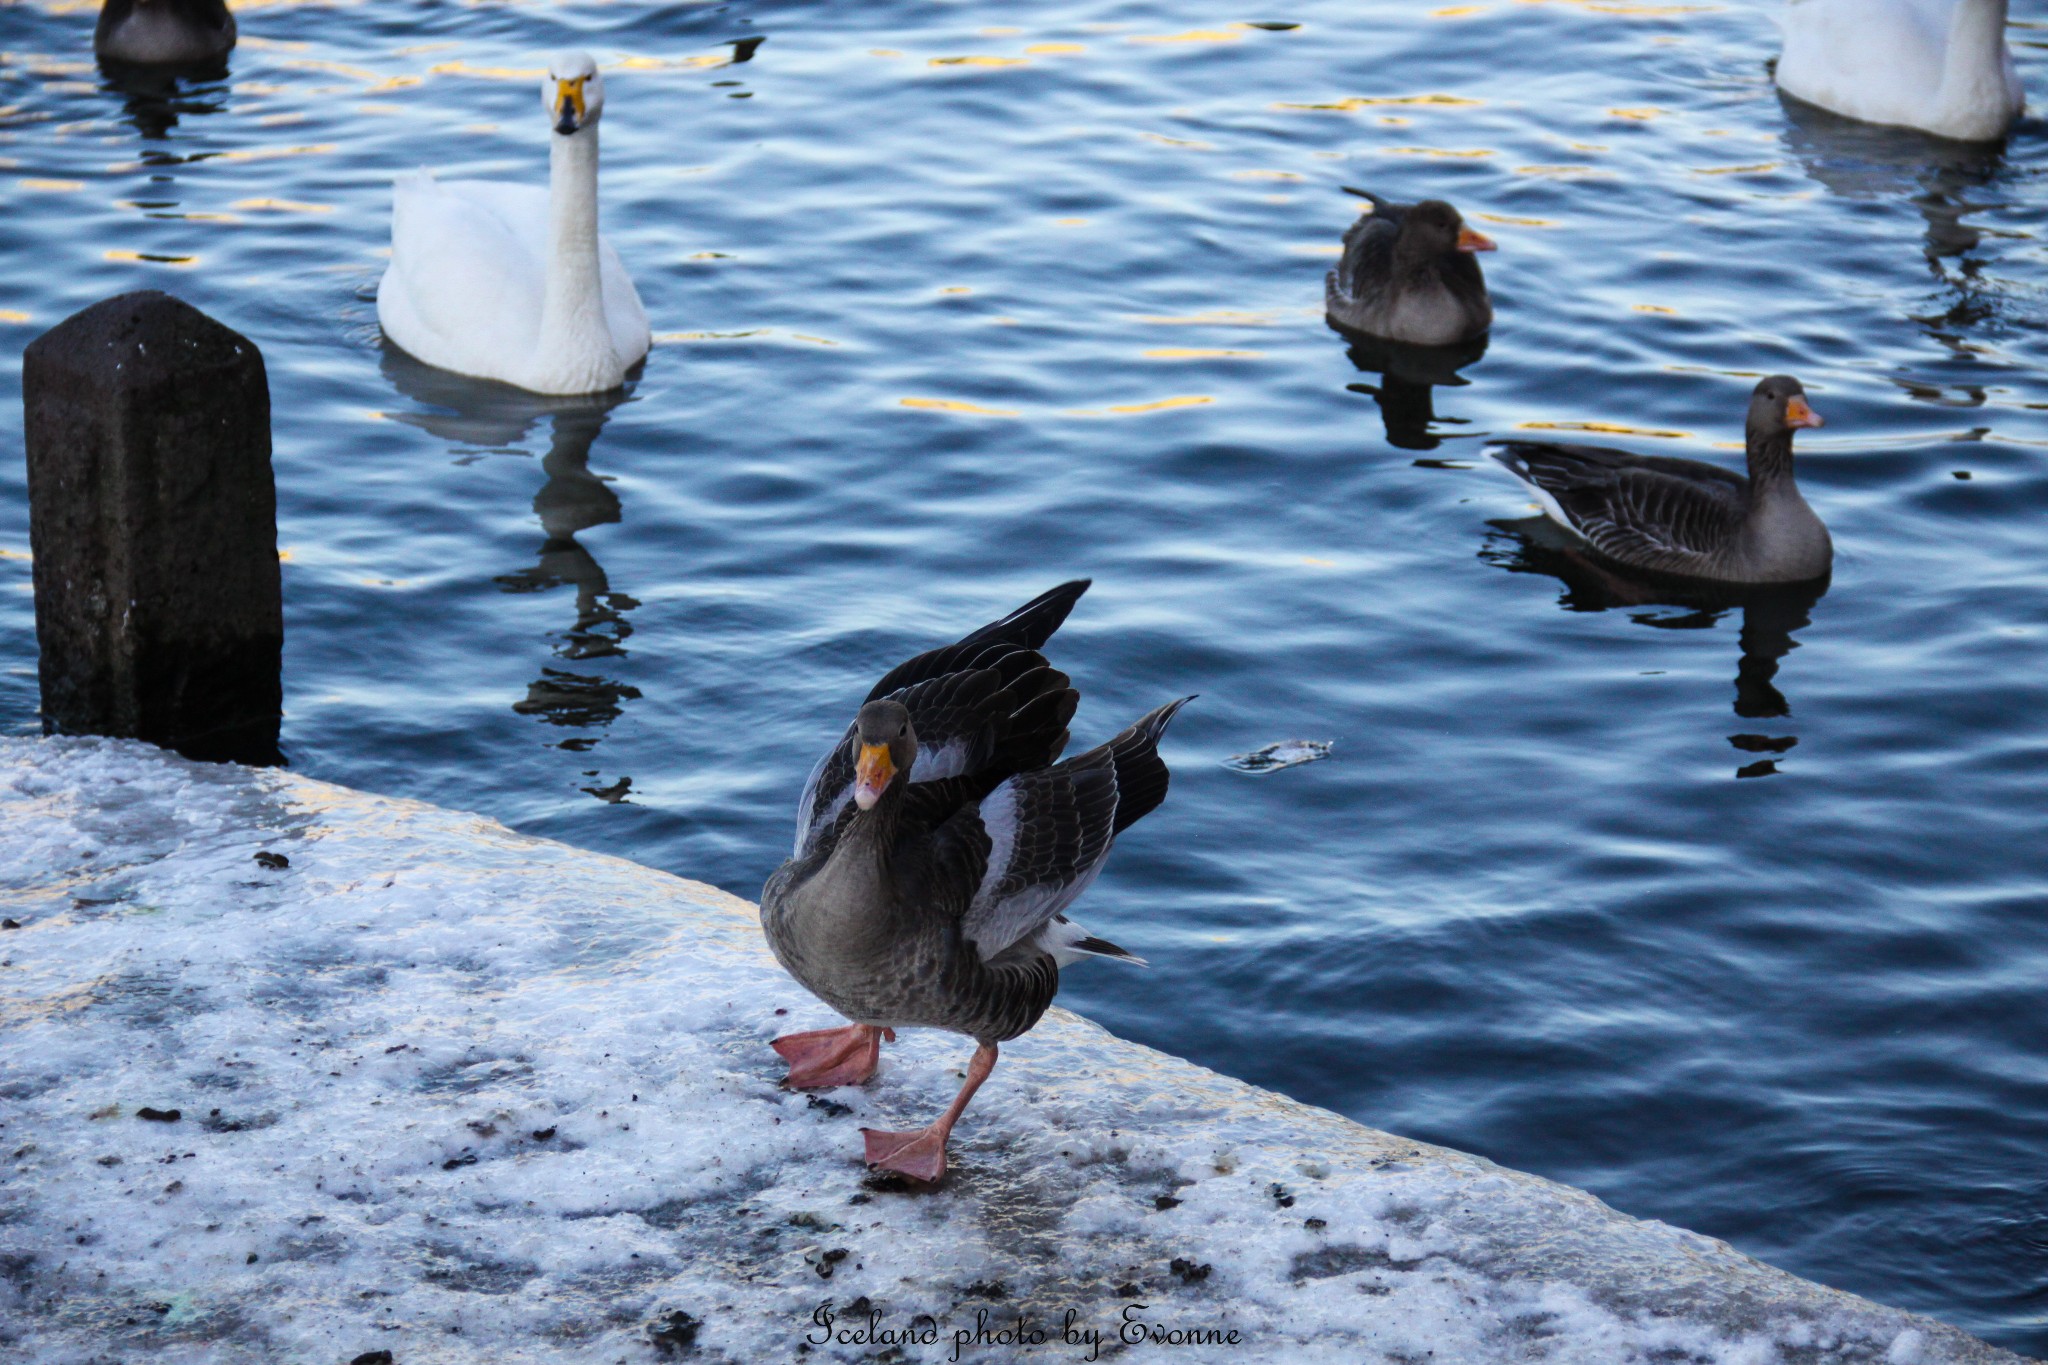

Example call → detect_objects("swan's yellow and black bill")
1456 226 1497 253
1786 395 1824 429
554 77 588 135
854 743 896 810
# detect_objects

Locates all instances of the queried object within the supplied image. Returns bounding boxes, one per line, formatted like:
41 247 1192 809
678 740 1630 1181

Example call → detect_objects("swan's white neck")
536 124 622 391
1936 0 2019 139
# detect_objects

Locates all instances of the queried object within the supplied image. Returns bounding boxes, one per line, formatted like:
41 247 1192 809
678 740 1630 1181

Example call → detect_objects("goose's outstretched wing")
1491 442 1748 574
918 697 1191 967
791 582 1091 860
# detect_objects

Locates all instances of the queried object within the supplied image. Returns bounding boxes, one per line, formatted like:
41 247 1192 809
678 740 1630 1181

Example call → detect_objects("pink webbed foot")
861 1124 951 1184
771 1023 893 1089
858 1041 1001 1186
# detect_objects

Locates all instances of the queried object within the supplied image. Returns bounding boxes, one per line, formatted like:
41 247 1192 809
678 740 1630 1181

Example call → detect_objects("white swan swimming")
1776 0 2024 143
377 51 650 396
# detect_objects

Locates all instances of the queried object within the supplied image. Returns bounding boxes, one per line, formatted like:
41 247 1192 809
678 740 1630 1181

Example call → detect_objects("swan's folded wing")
380 175 548 378
599 238 651 366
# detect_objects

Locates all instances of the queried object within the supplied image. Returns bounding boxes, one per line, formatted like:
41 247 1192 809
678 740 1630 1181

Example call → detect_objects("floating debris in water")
1224 740 1333 774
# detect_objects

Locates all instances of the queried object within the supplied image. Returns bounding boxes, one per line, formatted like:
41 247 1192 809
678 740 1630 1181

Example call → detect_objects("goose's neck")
1745 431 1797 495
540 126 614 365
1940 0 2012 109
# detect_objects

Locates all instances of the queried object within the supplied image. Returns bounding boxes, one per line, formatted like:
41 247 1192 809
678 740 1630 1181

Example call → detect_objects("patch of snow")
0 737 2023 1363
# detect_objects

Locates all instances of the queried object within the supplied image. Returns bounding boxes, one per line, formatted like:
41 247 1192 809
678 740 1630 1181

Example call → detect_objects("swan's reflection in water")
379 350 641 796
1779 97 2009 341
1483 516 1828 777
1334 324 1487 452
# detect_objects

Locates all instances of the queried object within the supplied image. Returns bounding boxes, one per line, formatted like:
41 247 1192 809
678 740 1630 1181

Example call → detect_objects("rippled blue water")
6 0 2048 1348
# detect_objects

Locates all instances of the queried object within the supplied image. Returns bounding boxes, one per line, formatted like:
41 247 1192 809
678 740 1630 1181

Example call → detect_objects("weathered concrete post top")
22 290 283 766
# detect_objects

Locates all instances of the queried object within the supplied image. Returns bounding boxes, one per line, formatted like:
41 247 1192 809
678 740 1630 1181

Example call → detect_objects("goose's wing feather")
791 659 1079 860
1493 442 1748 566
790 590 1092 861
865 580 1090 701
1330 192 1405 305
378 174 548 380
928 697 1190 964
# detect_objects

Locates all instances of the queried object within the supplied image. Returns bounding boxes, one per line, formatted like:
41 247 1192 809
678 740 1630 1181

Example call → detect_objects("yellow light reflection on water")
1071 396 1215 416
1277 94 1483 112
103 250 199 267
900 397 1019 417
1132 311 1282 326
232 199 337 214
1519 420 1691 438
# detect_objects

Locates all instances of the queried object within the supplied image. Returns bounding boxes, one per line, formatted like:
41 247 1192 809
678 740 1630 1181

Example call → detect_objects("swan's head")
852 699 916 811
543 51 604 137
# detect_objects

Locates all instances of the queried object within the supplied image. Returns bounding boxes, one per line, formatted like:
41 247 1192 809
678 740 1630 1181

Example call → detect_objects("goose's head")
1750 375 1823 440
1402 200 1496 258
852 699 917 811
543 51 605 137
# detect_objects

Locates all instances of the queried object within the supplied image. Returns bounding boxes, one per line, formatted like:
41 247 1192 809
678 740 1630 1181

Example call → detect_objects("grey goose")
95 0 236 65
1489 376 1832 586
1325 189 1495 347
761 581 1190 1183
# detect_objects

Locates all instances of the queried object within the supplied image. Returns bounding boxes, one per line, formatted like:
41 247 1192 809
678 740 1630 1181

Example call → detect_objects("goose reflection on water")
377 350 642 795
1481 515 1828 778
1334 322 1488 452
96 60 230 142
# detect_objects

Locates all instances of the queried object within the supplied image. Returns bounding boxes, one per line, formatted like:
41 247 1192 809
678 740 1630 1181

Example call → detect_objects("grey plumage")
1325 190 1494 347
763 582 1188 1048
1489 375 1833 586
95 0 236 65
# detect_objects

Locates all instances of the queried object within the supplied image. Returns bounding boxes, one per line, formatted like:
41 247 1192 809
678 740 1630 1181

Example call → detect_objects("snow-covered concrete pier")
0 737 2024 1364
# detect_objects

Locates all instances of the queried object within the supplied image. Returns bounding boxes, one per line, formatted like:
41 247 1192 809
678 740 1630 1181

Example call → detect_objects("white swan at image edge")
1776 0 2024 142
377 51 651 396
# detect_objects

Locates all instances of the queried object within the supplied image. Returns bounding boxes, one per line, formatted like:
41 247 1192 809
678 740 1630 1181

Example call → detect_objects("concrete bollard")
22 291 282 765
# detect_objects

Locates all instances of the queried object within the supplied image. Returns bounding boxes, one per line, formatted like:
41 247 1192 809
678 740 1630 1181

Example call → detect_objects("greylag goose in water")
761 581 1190 1184
95 0 236 65
1325 189 1495 346
1489 376 1831 585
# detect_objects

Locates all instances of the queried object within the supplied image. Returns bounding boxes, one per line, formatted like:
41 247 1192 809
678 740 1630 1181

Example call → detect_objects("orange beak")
854 743 896 810
1456 225 1497 253
1785 395 1823 429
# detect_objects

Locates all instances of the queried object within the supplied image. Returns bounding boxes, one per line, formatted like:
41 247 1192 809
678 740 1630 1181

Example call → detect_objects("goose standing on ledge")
1776 0 2024 142
1489 376 1832 586
95 0 236 65
377 51 650 396
1326 189 1495 347
761 581 1191 1184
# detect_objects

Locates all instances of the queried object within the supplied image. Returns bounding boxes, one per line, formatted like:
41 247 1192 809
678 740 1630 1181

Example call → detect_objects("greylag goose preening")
761 580 1190 1184
95 0 236 65
1776 0 2023 143
1325 189 1495 346
1489 376 1831 585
